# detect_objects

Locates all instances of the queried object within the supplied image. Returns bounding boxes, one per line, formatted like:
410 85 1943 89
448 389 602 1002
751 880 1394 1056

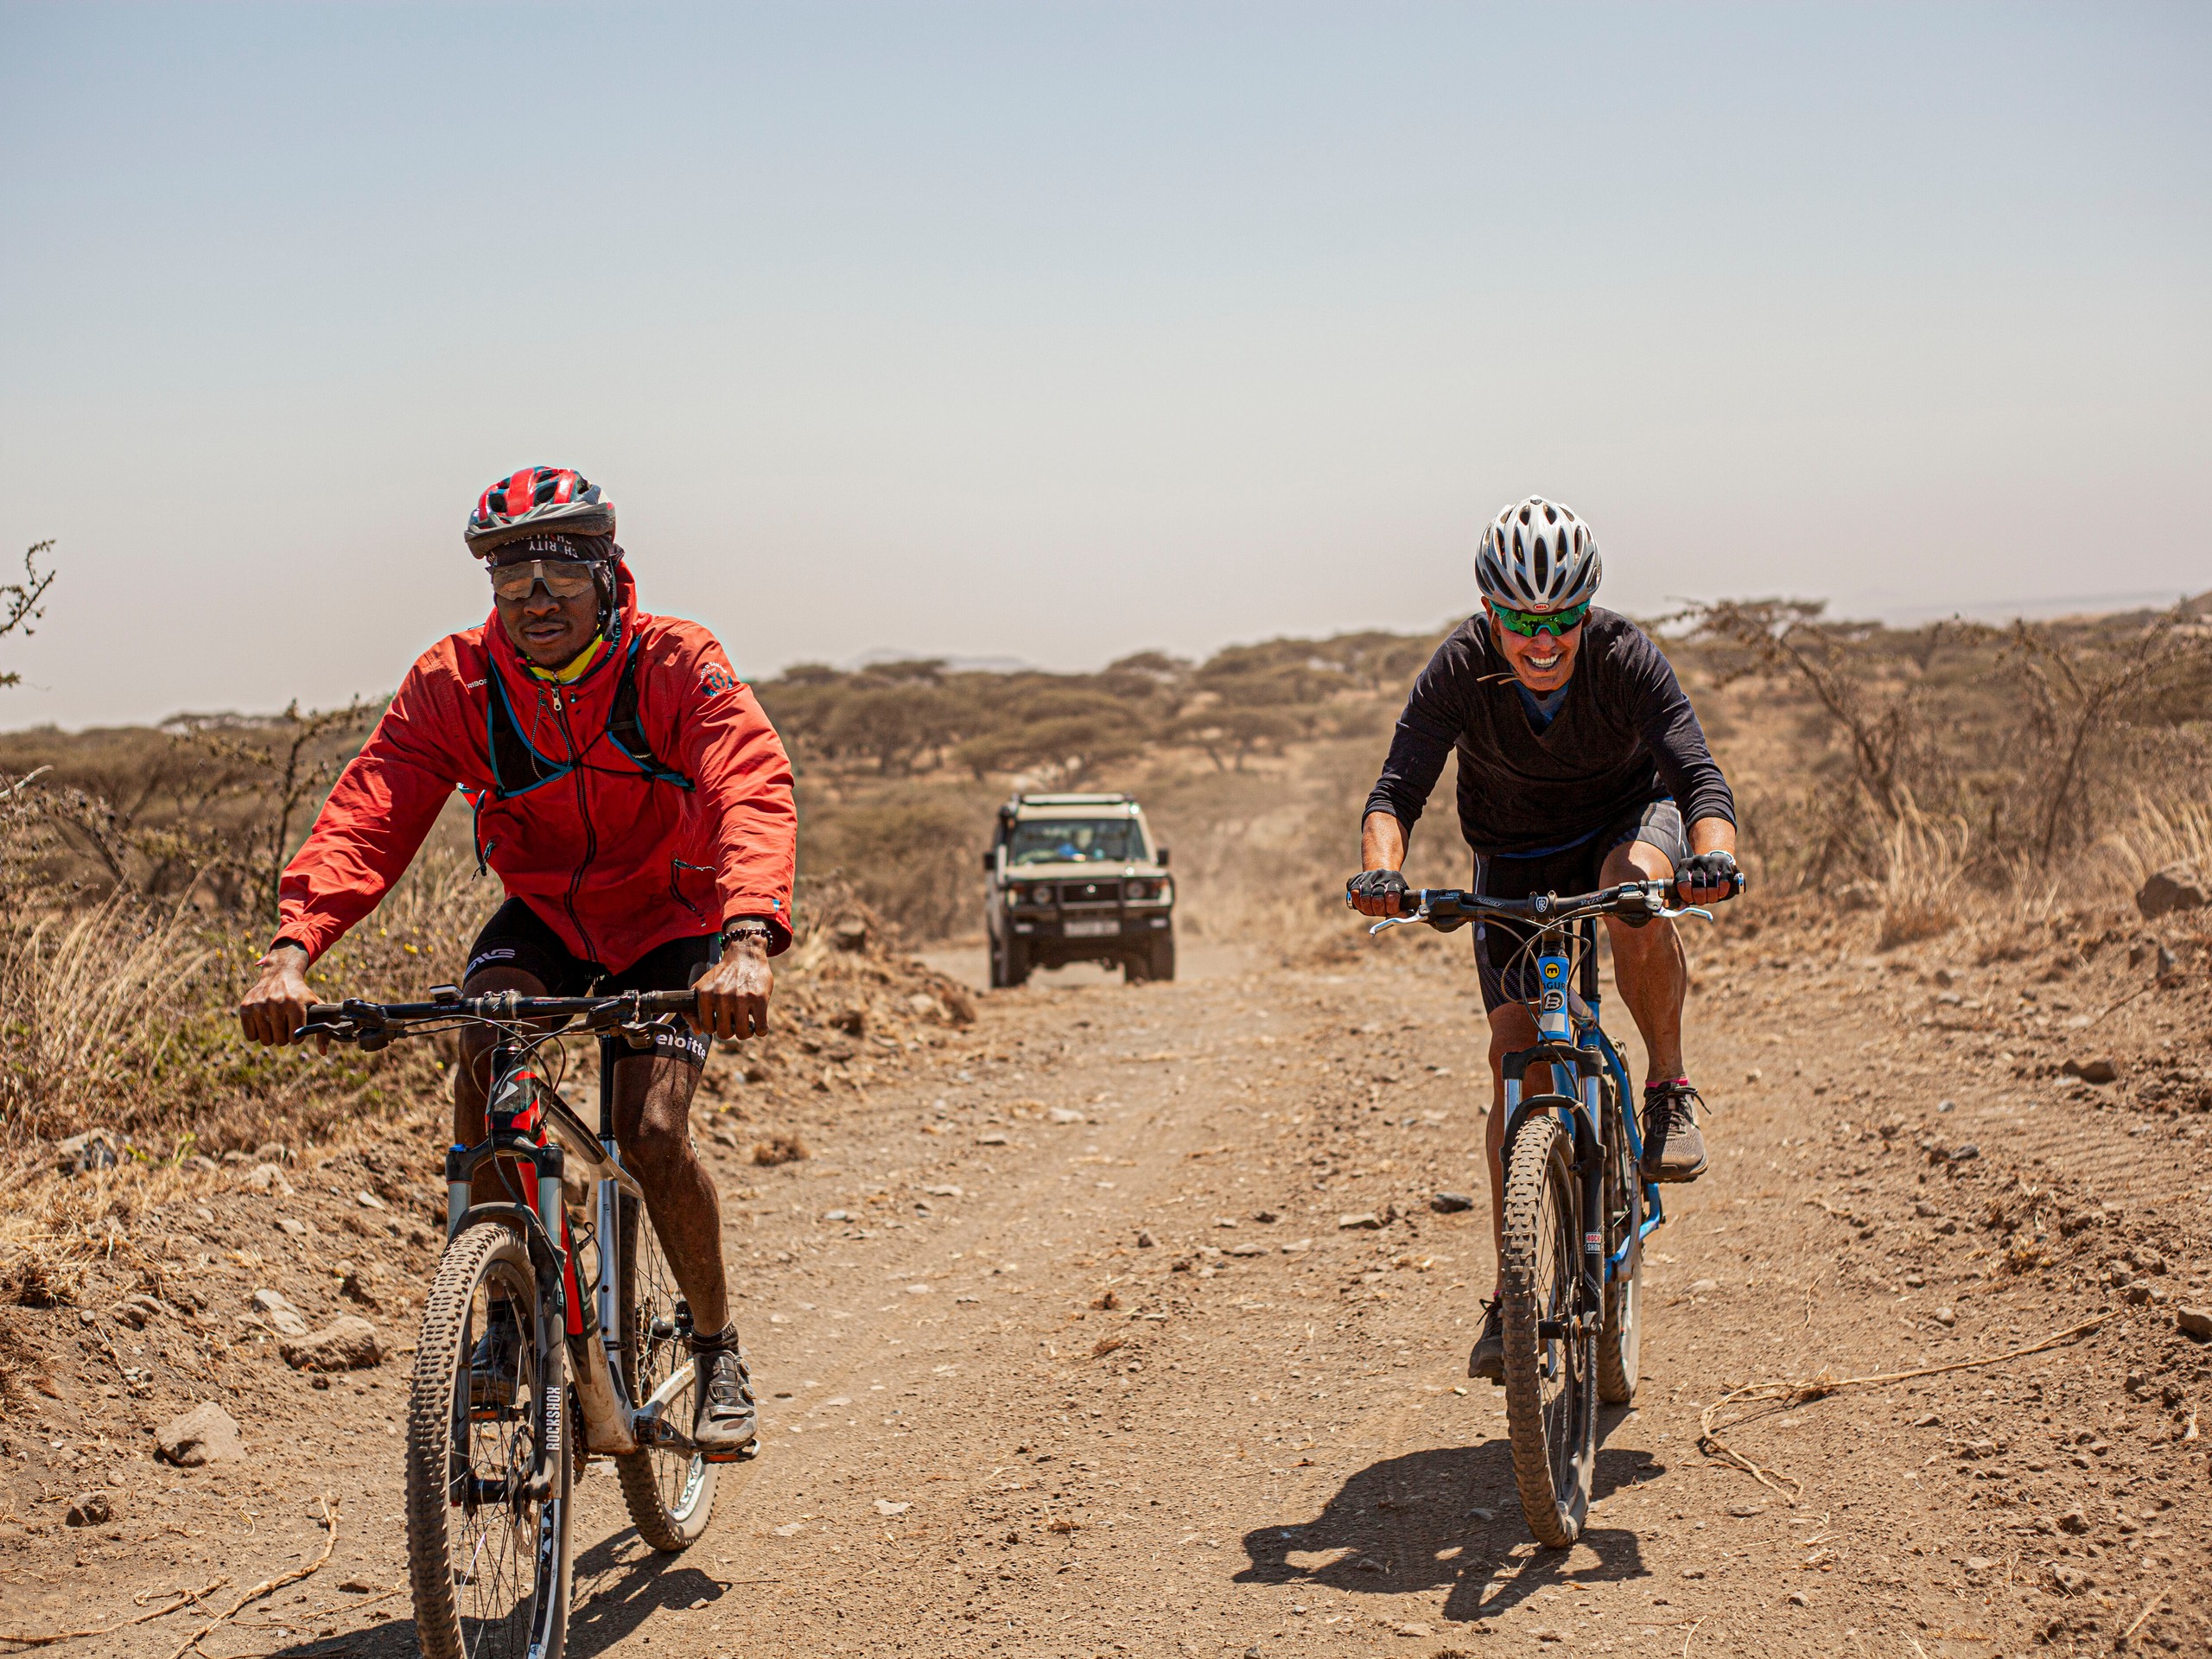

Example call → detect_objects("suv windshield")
1007 819 1145 867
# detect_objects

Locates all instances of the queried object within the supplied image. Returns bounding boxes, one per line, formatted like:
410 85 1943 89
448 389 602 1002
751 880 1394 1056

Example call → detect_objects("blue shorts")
1470 798 1688 1014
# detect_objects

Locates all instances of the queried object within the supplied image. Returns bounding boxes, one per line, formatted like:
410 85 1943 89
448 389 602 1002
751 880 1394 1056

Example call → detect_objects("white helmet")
1476 497 1602 613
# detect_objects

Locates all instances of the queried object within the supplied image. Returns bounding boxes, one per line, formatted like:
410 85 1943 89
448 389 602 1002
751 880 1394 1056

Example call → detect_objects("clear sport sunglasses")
486 557 600 603
1490 598 1591 638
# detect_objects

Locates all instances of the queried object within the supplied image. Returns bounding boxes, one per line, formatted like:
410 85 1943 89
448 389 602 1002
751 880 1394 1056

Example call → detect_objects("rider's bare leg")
454 965 728 1332
1597 837 1687 1085
609 1047 728 1333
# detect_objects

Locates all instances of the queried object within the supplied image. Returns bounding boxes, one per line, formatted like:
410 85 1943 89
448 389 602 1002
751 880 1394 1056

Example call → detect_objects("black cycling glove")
1676 849 1744 900
1345 868 1411 910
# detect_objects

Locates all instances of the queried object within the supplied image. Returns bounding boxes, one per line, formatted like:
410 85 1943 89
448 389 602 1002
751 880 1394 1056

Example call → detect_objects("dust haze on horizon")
2 3 2206 730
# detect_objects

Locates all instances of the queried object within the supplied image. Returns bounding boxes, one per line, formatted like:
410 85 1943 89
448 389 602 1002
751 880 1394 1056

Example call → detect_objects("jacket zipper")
546 687 601 965
669 858 712 921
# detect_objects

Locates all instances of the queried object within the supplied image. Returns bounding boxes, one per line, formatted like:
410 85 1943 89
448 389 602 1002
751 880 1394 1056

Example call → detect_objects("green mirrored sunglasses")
1490 599 1590 638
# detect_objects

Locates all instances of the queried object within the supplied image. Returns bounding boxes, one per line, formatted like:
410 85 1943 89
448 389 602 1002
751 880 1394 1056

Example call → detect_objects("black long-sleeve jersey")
1363 607 1735 857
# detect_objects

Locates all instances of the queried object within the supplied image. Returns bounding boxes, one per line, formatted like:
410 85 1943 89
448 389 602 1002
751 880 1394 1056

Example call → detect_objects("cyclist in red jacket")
238 466 795 1457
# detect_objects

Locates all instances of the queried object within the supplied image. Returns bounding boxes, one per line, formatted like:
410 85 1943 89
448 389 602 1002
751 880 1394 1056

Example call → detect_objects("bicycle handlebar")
299 987 698 1046
1356 875 1738 936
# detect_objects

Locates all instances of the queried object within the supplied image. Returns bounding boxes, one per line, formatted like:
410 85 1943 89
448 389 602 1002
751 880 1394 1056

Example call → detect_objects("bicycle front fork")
1502 1060 1611 1325
1578 1075 1607 1319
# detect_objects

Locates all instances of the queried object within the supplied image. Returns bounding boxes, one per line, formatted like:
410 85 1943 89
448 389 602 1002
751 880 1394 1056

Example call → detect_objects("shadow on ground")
1236 1427 1662 1625
269 1527 725 1659
565 1528 728 1656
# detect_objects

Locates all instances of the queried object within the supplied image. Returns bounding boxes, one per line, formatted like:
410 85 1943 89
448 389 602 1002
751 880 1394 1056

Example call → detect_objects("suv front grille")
1058 879 1122 905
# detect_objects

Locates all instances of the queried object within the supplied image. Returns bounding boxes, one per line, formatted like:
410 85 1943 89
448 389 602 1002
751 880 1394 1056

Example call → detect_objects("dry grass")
0 894 216 1147
1873 802 1974 950
0 848 480 1170
0 1156 194 1306
2107 792 2212 891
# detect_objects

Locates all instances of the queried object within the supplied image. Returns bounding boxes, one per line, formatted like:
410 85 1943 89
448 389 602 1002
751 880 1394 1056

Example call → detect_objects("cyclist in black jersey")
1346 497 1741 1382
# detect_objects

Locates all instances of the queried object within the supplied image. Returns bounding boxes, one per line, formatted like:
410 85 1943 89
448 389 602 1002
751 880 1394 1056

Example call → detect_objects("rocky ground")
2 899 2208 1659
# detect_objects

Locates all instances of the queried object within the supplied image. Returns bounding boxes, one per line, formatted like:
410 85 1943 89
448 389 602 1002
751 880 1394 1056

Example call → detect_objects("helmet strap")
598 548 624 645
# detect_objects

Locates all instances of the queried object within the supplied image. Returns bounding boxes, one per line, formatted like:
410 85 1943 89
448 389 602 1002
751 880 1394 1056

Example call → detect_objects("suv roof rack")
1013 792 1133 806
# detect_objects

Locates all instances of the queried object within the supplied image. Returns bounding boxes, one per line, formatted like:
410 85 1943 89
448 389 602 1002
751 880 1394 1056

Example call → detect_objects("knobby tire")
613 1193 717 1550
1498 1113 1597 1548
406 1222 571 1659
1598 1077 1643 1405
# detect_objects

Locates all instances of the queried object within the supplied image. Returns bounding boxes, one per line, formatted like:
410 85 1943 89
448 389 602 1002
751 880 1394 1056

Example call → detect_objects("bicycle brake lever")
1366 906 1432 936
1654 904 1714 923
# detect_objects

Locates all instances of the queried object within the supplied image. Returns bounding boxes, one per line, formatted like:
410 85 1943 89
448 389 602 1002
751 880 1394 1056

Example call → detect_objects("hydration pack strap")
605 635 695 791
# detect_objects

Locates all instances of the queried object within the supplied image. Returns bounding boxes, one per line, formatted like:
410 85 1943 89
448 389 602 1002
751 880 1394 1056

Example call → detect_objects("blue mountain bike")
1365 878 1715 1546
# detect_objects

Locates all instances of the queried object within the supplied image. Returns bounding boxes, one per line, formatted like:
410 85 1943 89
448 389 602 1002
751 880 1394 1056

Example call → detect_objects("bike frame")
442 1031 706 1464
1494 915 1664 1332
306 988 706 1468
1363 878 1716 1340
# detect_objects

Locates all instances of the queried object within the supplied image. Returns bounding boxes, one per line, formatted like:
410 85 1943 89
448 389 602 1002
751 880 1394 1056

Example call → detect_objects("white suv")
983 793 1174 988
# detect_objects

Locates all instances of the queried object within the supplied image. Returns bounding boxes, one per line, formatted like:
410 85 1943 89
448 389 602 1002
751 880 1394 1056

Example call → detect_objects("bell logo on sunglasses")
1491 599 1591 638
488 557 601 603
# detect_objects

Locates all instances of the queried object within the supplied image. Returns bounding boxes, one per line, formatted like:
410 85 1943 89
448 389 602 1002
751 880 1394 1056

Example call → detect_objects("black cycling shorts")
464 898 715 1066
1471 798 1687 1014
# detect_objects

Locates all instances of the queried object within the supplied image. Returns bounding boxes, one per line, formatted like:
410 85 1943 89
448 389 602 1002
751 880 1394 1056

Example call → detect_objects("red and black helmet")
465 466 617 556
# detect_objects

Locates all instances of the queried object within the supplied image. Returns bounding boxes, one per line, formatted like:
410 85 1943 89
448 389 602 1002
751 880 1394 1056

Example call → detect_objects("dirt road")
5 917 2208 1657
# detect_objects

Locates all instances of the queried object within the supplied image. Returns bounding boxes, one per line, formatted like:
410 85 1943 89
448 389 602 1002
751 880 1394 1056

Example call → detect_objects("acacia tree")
0 544 57 907
824 663 966 775
1999 609 2212 866
1681 598 1938 821
0 541 54 690
168 699 375 923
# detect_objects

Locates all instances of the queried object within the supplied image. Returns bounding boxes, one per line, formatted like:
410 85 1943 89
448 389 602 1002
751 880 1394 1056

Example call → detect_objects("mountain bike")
1363 878 1720 1547
300 985 743 1659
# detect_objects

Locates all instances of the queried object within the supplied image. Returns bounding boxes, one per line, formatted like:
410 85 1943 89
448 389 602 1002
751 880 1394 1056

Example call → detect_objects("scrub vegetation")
0 587 2206 1164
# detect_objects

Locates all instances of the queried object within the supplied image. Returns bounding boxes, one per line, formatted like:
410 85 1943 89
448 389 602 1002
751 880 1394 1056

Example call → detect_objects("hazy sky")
3 3 2206 728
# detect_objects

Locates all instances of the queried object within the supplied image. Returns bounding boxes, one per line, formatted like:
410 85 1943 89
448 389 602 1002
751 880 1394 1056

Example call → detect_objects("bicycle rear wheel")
613 1192 717 1551
1498 1112 1598 1548
406 1221 571 1659
1598 1077 1644 1405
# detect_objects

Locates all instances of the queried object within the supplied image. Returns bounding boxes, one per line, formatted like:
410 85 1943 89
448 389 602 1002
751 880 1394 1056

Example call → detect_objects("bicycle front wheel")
1498 1112 1598 1548
613 1192 717 1551
406 1222 572 1659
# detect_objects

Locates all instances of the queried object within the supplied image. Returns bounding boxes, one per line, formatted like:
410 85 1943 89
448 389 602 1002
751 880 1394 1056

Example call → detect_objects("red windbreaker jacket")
275 566 796 971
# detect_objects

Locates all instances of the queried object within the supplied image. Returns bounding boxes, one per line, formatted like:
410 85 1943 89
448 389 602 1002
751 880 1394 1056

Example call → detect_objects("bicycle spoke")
614 1190 718 1547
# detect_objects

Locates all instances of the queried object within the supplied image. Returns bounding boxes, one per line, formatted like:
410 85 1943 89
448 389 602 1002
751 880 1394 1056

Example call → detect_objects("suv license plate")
1064 918 1121 938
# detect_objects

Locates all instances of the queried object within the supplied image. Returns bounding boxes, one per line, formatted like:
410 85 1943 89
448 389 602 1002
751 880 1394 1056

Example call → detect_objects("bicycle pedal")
702 1439 762 1465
